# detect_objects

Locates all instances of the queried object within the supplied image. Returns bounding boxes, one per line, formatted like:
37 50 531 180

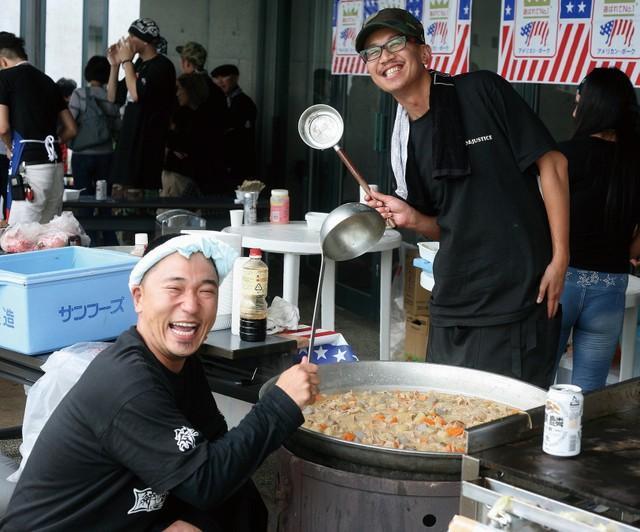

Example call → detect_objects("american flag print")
499 0 640 86
298 343 360 365
424 0 473 75
285 326 360 364
521 20 550 45
332 0 366 74
331 0 472 76
427 20 449 45
600 18 635 46
340 26 357 46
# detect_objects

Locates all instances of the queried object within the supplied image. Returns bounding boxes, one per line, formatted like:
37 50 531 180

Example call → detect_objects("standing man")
0 32 77 224
176 41 227 194
358 9 569 388
107 18 175 194
2 234 319 531
211 64 257 187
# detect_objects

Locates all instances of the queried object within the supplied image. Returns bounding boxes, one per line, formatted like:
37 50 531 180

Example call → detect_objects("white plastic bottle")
269 189 290 224
239 248 268 342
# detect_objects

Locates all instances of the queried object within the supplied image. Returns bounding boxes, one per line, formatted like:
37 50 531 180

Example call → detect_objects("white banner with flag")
499 0 640 86
331 0 473 76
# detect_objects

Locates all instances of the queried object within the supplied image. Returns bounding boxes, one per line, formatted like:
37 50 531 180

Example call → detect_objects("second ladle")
298 104 395 228
307 202 385 359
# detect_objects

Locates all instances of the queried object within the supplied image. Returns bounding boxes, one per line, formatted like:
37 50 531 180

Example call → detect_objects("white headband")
128 234 239 290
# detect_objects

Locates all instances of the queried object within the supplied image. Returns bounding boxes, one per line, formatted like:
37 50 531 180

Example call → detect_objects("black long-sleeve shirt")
2 327 302 531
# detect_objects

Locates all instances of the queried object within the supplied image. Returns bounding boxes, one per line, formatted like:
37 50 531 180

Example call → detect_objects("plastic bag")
0 212 91 252
7 342 110 483
267 296 300 335
390 260 407 361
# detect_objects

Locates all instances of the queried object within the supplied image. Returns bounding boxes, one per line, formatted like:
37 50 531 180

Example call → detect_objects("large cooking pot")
261 362 547 478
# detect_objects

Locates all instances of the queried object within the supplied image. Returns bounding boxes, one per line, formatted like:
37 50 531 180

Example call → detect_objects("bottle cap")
249 248 262 258
134 233 148 246
271 189 288 197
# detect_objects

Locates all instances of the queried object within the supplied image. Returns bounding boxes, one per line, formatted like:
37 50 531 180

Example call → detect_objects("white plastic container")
305 212 329 231
131 233 148 257
417 241 440 262
0 247 138 354
270 189 290 224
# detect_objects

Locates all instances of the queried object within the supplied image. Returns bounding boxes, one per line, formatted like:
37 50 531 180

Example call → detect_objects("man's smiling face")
132 252 219 372
364 28 430 97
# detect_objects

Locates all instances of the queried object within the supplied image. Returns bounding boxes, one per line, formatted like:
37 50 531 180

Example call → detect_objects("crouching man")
1 234 319 531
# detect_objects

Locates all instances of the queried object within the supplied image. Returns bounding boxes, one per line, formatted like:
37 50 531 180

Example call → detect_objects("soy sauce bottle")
239 248 268 342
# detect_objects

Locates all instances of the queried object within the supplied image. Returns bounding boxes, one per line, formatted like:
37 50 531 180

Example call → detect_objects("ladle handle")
333 145 370 194
333 146 396 229
307 255 325 362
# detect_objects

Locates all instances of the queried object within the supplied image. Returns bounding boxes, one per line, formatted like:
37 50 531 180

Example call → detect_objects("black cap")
210 64 239 78
355 8 425 52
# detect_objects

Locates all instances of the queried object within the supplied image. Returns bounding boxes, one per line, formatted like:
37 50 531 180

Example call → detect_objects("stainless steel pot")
261 361 547 476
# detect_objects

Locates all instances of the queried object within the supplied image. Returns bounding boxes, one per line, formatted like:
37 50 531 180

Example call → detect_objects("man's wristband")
122 59 133 65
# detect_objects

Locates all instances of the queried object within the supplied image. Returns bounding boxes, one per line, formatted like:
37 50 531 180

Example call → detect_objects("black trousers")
151 479 268 532
427 304 562 389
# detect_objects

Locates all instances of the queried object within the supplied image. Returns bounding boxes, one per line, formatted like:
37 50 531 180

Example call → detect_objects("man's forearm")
538 150 570 266
411 211 441 241
107 65 119 103
1 132 11 153
630 227 640 260
123 62 138 102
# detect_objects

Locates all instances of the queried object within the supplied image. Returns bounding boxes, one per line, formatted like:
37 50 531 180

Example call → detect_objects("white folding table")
223 222 402 360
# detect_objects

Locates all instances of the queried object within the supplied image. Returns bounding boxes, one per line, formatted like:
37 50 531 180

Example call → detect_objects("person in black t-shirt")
176 41 227 194
356 9 569 388
211 64 257 188
0 32 77 224
555 68 640 392
107 18 176 192
2 234 319 531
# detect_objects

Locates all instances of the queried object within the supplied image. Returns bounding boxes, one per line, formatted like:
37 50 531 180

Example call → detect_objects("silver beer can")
95 179 107 200
543 384 583 457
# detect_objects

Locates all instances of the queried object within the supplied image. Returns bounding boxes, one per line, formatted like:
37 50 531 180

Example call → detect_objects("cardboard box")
404 248 431 317
403 314 429 362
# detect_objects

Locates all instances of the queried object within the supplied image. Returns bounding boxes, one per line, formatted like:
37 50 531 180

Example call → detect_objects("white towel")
390 103 410 200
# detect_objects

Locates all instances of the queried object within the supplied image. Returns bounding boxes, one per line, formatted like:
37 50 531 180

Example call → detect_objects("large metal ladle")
307 202 385 358
298 104 396 228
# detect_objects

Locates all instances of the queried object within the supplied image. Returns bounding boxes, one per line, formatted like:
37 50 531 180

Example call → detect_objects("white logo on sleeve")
127 488 167 514
174 426 199 452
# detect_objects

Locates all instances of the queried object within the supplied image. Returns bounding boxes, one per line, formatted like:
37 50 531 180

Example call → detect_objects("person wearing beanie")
106 18 176 192
2 234 319 531
211 63 257 187
359 8 569 388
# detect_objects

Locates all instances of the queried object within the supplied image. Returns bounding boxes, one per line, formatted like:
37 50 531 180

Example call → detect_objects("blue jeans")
556 267 628 392
71 152 113 195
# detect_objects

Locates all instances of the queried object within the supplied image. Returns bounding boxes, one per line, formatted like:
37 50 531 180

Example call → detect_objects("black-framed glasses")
359 34 417 63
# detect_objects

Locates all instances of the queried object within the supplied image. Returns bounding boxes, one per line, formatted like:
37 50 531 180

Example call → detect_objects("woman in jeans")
556 68 640 392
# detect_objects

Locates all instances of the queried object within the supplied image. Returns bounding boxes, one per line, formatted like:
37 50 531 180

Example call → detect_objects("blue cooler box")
0 247 139 355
